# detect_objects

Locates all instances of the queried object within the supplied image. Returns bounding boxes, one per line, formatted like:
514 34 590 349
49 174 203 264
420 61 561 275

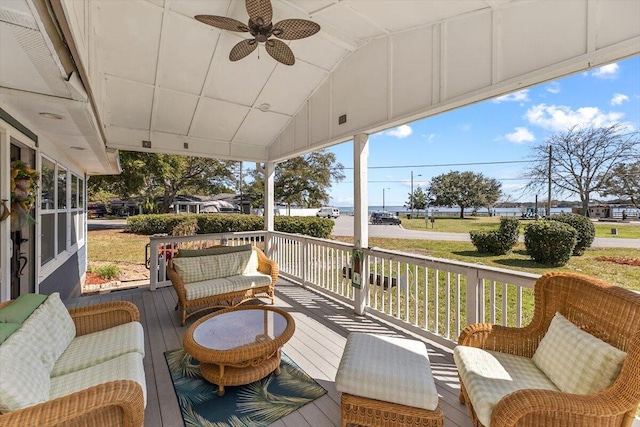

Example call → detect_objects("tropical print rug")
164 348 327 427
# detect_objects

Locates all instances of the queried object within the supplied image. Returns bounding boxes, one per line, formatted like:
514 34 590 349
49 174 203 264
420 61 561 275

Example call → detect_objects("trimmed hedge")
470 217 520 255
550 213 595 256
126 214 334 239
524 221 577 266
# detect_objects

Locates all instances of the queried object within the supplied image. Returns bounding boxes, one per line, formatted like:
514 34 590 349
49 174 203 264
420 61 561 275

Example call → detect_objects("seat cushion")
454 345 559 427
335 333 439 411
50 352 147 407
52 322 145 377
184 277 233 301
226 272 272 290
532 312 626 395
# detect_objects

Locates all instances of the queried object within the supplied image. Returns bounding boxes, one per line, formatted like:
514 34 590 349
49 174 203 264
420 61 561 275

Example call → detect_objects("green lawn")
402 216 640 239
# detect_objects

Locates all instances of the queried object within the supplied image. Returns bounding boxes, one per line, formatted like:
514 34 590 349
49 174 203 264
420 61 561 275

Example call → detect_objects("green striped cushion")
0 323 20 344
52 322 144 377
336 333 439 411
172 251 253 283
532 312 626 395
455 345 559 427
50 352 147 406
0 325 51 412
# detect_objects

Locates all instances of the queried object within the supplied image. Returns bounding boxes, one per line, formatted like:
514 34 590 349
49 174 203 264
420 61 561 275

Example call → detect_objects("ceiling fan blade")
272 19 320 40
229 39 257 61
246 0 273 25
265 39 295 66
195 15 249 32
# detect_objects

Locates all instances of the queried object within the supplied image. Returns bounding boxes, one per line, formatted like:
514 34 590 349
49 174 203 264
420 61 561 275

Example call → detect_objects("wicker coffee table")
183 305 295 396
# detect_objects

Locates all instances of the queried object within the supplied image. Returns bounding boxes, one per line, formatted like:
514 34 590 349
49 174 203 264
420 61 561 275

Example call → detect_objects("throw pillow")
0 293 48 323
532 312 626 395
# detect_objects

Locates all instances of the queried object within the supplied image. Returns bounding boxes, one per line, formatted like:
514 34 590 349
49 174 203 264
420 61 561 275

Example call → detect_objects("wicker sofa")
455 272 640 427
0 293 145 427
167 244 278 325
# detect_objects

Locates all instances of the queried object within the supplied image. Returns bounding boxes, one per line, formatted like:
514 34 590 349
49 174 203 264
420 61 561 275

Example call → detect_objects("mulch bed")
85 272 112 285
594 256 640 267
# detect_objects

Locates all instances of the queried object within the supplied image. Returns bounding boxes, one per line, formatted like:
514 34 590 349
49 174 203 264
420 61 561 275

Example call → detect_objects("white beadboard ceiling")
0 0 638 173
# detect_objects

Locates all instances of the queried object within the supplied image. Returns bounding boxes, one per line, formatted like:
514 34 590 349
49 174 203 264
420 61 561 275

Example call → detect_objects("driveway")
330 216 640 249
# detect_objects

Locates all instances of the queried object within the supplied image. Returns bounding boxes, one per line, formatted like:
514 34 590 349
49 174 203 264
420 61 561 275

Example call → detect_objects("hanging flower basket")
9 160 39 231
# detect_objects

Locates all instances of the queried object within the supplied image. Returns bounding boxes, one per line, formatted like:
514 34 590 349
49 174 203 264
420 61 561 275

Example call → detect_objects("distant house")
572 204 638 220
171 194 249 214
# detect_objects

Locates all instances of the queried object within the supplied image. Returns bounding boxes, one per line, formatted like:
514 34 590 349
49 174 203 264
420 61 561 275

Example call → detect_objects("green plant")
470 217 520 255
550 213 595 255
126 213 333 238
89 264 121 280
524 221 577 266
171 216 199 236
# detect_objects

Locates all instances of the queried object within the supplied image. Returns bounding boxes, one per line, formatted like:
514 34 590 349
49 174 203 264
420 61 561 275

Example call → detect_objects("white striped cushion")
454 346 559 427
242 250 259 274
335 333 439 411
532 312 626 394
50 352 147 407
52 322 144 377
0 329 50 412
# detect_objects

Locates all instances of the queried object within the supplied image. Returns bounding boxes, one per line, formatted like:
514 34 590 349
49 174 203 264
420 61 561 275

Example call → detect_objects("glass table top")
193 308 288 350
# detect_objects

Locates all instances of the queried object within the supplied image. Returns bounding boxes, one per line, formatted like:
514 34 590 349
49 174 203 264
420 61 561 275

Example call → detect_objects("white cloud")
525 103 627 131
546 82 561 94
505 127 535 143
460 123 472 131
610 93 629 106
492 89 530 104
592 63 619 79
385 125 413 139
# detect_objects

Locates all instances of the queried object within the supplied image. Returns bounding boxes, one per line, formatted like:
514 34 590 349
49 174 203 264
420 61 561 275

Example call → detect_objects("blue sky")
325 55 640 207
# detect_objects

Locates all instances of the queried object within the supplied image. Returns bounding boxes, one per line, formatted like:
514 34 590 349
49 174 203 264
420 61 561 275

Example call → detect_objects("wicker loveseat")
455 272 640 427
167 244 278 325
0 293 145 427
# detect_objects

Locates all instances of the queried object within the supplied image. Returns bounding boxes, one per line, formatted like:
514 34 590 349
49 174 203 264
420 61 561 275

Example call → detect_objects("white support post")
264 161 275 256
0 130 10 302
353 133 369 315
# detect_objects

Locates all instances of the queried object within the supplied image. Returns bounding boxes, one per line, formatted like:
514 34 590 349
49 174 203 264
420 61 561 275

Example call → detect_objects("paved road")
331 216 640 249
88 217 639 248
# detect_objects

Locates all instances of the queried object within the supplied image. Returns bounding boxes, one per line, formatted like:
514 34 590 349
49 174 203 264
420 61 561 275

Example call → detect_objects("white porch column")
0 129 10 302
264 161 275 255
353 133 369 315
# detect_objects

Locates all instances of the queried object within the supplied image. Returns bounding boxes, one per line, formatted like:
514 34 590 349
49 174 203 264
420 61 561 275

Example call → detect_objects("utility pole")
547 145 552 217
383 187 390 211
410 171 421 218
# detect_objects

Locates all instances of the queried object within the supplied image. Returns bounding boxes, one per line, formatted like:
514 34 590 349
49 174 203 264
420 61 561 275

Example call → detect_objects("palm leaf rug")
164 348 327 427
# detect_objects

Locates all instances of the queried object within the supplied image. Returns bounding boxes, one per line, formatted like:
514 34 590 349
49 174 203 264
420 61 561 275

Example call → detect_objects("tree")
245 150 345 208
525 124 639 215
428 171 502 218
599 161 640 208
88 152 236 213
404 186 433 216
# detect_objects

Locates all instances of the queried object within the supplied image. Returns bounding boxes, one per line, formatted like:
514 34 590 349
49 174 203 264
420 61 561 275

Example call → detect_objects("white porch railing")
149 231 539 347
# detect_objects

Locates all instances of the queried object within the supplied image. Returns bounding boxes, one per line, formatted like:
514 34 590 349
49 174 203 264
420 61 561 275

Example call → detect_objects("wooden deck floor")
67 279 474 427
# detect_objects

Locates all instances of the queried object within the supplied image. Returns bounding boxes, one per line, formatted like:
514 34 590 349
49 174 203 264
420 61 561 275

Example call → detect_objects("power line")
340 178 527 184
338 160 531 170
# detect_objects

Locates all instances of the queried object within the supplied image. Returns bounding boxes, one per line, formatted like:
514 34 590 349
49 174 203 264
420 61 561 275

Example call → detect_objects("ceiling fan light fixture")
195 0 320 66
258 103 271 112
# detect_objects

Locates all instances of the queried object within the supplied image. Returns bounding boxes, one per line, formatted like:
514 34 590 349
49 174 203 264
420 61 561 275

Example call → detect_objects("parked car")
317 207 340 219
87 203 107 218
370 211 401 225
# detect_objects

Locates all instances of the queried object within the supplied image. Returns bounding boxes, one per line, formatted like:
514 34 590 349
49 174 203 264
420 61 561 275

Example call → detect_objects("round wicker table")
183 305 295 396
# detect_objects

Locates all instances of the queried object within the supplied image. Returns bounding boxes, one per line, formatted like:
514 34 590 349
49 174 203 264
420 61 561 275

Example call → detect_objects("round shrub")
550 213 595 256
524 221 577 266
470 217 521 255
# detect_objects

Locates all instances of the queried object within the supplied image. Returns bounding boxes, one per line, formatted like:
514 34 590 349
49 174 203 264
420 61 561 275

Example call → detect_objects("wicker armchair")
167 246 278 325
457 272 640 427
0 300 145 427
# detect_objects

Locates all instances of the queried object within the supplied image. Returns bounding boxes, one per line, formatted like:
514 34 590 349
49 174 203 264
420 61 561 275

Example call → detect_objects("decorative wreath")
9 160 39 230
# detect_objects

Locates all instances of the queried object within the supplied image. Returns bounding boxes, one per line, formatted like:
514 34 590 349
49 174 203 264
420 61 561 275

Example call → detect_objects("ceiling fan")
195 0 320 66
